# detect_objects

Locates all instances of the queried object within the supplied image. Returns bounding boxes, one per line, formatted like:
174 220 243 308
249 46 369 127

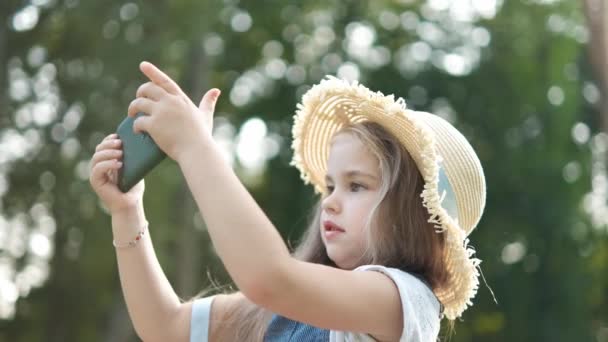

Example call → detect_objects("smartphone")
116 112 167 192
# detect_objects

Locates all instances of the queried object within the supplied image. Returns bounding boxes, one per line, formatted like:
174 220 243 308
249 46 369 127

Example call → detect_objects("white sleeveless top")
190 265 441 342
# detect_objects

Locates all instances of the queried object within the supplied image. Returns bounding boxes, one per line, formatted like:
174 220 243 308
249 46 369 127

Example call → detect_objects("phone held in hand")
116 112 167 193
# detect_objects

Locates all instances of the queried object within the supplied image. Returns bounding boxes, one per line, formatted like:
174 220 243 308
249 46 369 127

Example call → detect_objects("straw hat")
290 76 486 320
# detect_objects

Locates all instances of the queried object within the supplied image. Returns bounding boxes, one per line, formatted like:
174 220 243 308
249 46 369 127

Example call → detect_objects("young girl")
89 62 486 342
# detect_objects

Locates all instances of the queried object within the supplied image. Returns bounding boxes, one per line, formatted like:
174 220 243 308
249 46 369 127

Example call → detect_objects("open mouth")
323 220 345 232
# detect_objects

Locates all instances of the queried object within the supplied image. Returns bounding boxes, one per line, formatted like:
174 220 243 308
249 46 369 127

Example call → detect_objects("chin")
326 252 355 270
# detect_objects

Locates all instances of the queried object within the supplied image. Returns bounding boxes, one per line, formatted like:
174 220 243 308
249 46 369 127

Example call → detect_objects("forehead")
325 133 379 179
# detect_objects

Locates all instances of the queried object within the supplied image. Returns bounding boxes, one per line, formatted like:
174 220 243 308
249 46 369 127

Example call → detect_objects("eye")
325 185 335 194
350 182 365 192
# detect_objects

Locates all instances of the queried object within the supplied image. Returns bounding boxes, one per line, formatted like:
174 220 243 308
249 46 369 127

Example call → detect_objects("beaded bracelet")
113 222 148 248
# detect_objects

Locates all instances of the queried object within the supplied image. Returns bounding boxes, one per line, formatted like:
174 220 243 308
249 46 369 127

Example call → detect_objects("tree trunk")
0 4 9 125
174 40 209 298
583 0 608 133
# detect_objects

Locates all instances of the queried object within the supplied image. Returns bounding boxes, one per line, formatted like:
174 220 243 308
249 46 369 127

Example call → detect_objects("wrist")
112 205 147 234
176 129 215 167
112 201 144 218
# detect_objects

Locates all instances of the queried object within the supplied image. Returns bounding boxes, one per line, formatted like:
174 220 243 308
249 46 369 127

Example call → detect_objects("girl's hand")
127 61 221 162
89 133 145 214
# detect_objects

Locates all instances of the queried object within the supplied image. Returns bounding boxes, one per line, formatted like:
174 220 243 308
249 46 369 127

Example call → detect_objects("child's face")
321 133 382 270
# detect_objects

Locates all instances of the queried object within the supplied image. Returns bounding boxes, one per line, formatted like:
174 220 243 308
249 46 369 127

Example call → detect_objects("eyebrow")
325 170 378 182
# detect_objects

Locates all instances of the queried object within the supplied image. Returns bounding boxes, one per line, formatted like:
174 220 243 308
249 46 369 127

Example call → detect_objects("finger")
136 82 165 101
128 97 156 118
95 138 122 152
198 88 221 113
139 61 182 95
109 168 118 185
103 133 118 141
132 114 152 134
90 159 122 186
91 149 123 166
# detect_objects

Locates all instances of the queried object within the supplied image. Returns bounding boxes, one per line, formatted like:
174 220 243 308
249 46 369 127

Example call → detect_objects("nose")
321 189 341 214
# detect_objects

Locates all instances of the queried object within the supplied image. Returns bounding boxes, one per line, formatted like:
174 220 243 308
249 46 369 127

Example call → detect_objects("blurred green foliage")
0 0 606 341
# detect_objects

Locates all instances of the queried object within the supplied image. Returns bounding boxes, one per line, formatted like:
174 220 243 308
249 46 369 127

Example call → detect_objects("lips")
323 220 345 232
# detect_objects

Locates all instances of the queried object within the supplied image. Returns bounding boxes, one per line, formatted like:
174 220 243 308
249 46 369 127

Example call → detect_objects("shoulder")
333 265 442 342
355 265 439 302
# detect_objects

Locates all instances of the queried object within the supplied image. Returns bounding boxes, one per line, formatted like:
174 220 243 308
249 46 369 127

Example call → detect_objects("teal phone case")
116 113 167 192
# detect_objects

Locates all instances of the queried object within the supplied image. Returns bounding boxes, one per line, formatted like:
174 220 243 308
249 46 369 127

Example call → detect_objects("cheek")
352 197 376 220
351 198 378 236
350 207 372 234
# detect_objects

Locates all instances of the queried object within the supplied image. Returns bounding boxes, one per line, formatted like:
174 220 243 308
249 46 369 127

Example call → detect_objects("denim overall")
264 314 330 342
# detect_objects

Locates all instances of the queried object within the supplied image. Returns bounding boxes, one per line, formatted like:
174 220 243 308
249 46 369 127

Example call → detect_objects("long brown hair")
205 121 449 341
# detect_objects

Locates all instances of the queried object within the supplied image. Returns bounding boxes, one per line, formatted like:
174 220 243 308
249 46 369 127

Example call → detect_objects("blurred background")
1 0 607 341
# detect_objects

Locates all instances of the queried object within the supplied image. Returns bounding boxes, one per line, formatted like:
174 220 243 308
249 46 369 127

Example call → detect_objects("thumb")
198 88 221 113
133 115 151 135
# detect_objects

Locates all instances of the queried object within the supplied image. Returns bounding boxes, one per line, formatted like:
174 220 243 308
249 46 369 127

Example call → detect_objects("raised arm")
111 207 192 342
177 134 403 341
113 206 247 342
89 133 192 341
